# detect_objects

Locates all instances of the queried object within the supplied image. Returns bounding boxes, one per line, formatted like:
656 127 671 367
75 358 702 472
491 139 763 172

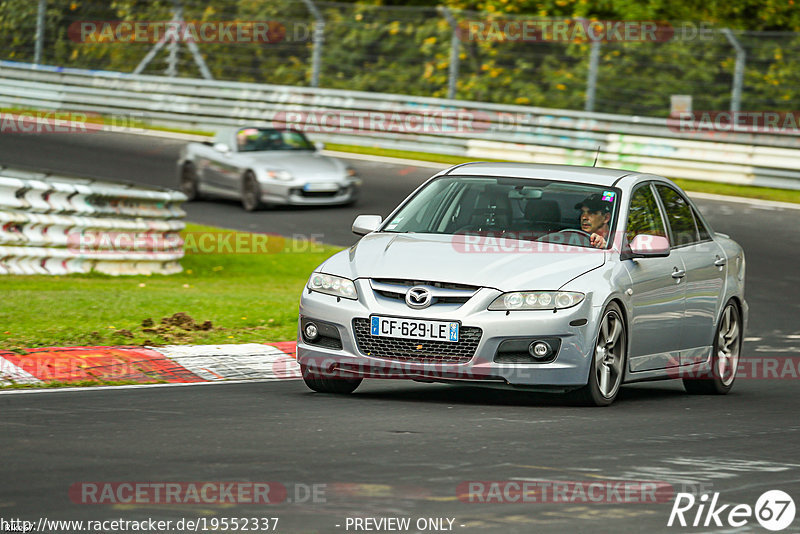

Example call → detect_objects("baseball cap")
575 193 613 213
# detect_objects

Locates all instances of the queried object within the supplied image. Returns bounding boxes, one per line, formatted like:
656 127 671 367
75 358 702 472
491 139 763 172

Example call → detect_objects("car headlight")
346 167 357 177
488 291 585 310
307 273 358 300
266 170 293 181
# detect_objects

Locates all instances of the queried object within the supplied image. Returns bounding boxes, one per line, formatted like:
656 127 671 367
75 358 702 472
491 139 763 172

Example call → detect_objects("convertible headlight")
488 291 584 310
266 170 293 181
307 273 358 300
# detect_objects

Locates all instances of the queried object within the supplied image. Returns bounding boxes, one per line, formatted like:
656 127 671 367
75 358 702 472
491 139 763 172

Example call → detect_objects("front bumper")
259 179 359 206
297 280 602 389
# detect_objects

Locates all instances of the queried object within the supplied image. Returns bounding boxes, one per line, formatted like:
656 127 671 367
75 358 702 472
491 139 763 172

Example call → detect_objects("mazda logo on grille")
405 286 432 309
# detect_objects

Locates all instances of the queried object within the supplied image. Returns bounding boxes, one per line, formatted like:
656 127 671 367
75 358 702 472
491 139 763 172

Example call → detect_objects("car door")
654 184 726 366
205 141 239 194
623 182 687 372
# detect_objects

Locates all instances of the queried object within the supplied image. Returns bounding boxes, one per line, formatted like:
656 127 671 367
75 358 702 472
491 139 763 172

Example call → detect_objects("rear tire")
301 364 362 394
574 302 627 406
683 300 740 395
241 171 264 211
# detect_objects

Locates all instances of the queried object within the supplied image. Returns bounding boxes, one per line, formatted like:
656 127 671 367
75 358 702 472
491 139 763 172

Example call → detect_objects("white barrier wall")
0 167 186 275
0 60 799 189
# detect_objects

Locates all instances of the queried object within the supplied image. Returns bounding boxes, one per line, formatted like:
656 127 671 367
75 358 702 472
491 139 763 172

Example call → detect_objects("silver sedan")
178 127 360 211
297 163 747 406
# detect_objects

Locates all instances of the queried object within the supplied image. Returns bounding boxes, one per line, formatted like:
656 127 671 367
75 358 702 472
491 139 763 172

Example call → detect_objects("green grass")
326 143 800 205
1 379 166 390
0 224 342 351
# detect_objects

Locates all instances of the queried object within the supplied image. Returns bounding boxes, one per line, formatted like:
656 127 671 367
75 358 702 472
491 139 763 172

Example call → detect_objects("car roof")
442 162 633 187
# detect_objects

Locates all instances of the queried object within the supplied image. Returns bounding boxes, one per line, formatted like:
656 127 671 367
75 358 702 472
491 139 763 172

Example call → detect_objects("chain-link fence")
1 0 798 117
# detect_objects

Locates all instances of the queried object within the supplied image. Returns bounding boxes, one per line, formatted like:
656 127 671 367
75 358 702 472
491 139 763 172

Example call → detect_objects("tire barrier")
0 166 186 275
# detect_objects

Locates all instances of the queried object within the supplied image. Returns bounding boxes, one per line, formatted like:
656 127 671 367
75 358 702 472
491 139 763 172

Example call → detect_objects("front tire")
180 163 201 201
575 302 627 406
683 300 740 395
301 364 362 394
241 171 264 212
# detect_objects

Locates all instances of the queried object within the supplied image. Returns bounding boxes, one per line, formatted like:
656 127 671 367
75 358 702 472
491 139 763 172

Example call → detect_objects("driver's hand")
590 233 607 248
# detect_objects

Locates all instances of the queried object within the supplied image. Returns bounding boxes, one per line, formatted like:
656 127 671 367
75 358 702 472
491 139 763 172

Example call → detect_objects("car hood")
237 151 346 178
320 233 605 291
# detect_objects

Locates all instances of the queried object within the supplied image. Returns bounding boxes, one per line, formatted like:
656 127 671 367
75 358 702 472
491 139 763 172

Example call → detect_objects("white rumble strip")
150 344 301 381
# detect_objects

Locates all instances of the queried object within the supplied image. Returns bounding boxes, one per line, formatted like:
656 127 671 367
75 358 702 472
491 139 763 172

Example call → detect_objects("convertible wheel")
241 172 264 212
683 300 740 395
575 302 626 406
180 163 201 201
301 364 362 394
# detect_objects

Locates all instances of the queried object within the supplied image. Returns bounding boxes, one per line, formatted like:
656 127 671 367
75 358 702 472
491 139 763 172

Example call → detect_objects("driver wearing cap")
575 193 612 249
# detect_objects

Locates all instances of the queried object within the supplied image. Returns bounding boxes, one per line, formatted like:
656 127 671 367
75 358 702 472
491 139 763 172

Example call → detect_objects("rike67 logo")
668 490 796 531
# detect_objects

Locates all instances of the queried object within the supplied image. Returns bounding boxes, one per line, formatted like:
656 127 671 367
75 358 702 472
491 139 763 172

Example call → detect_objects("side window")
656 185 699 247
626 184 667 243
692 206 712 240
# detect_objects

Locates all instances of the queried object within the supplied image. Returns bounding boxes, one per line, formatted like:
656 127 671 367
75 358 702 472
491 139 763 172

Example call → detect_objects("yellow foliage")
423 36 437 45
515 97 531 105
556 83 567 90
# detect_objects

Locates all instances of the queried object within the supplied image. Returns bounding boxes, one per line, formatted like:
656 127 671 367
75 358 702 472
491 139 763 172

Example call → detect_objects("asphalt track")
1 131 800 533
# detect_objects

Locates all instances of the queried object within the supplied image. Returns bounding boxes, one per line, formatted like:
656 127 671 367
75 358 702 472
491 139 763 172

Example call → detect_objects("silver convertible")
297 163 747 406
177 127 360 211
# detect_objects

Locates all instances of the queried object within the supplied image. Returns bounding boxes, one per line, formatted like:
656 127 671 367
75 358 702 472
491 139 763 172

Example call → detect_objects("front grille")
370 279 478 306
372 279 480 291
352 318 482 364
372 290 470 305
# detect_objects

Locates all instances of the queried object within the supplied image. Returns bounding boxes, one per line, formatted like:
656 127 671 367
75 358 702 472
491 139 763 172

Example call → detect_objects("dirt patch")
140 313 215 343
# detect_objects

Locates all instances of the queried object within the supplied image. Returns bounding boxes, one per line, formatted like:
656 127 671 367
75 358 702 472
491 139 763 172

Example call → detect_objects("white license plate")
370 316 459 342
303 182 340 192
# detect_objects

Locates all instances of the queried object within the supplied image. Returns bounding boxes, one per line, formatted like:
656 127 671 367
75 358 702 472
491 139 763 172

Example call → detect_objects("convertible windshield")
383 176 620 248
236 128 314 152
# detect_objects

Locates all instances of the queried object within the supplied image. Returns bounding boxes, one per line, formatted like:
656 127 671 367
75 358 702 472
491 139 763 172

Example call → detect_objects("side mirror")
314 141 325 152
352 215 382 236
626 234 670 259
213 142 231 153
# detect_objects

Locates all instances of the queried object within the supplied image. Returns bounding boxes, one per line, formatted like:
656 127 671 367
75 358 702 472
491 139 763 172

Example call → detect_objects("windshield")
236 128 314 152
382 176 621 249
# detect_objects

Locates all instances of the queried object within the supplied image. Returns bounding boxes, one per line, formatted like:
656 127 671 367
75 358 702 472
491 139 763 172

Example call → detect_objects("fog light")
305 322 319 340
529 341 551 358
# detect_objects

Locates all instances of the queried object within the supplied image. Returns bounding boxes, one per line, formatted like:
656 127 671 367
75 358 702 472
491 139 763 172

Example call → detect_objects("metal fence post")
165 5 181 77
438 7 460 100
301 0 325 87
34 0 46 65
585 39 600 112
721 29 745 112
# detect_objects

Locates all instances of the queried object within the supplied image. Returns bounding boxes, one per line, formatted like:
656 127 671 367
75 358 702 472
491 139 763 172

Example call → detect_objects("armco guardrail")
1 60 799 190
0 165 186 275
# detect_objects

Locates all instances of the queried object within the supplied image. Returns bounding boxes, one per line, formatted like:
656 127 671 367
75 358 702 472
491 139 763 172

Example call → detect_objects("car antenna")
592 145 601 167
